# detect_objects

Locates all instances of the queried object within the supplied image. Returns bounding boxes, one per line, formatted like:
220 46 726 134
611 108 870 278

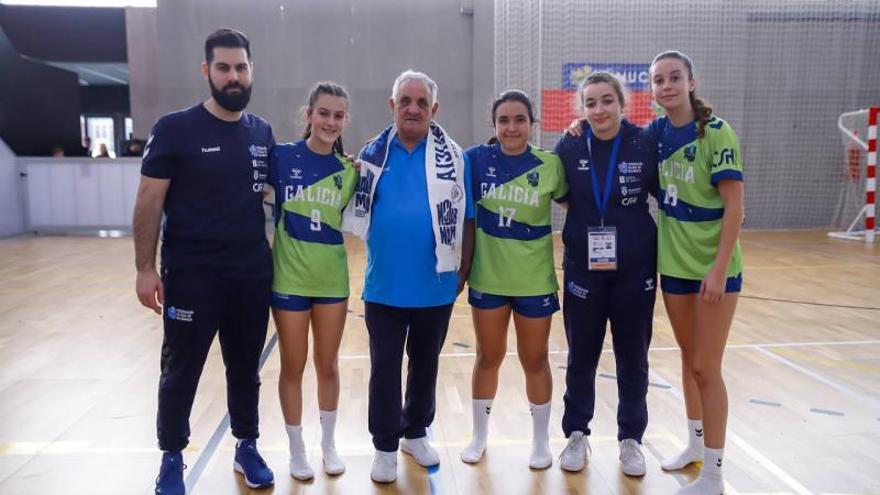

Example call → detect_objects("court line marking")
185 332 279 494
754 347 880 410
183 337 877 491
336 339 880 361
648 370 814 495
426 426 443 495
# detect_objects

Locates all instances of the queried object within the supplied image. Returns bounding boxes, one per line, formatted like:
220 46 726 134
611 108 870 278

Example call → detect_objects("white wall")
0 138 23 237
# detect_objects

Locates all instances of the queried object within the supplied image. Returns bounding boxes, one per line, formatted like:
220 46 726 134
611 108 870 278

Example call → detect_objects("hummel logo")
695 428 703 437
485 406 492 415
716 458 722 467
578 159 589 171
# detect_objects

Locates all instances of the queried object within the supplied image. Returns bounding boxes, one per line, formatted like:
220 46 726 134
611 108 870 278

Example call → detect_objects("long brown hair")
302 81 349 155
651 50 713 139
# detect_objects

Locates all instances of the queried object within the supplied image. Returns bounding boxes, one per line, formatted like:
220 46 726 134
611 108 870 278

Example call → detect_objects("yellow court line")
772 347 880 375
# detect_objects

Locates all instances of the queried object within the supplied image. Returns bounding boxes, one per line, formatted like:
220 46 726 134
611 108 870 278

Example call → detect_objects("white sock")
701 447 724 479
285 424 314 479
688 419 705 451
320 410 345 475
461 399 492 463
675 447 724 495
528 401 552 469
662 418 704 471
319 410 337 451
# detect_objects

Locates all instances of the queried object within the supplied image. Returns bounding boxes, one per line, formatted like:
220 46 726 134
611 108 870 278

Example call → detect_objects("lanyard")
585 128 622 226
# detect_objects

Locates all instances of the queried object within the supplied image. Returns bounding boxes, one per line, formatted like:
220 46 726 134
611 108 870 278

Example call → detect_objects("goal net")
493 0 880 232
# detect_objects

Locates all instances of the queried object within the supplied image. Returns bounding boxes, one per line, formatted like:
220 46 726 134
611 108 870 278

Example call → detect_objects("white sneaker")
401 437 440 467
322 447 345 476
289 453 314 481
559 431 590 472
661 447 703 471
370 450 397 483
674 475 724 495
619 438 646 476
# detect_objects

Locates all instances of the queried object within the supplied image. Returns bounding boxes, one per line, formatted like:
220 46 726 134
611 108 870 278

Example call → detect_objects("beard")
208 75 252 112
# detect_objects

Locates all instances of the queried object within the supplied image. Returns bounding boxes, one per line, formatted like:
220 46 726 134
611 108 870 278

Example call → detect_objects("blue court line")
184 332 279 493
425 426 443 495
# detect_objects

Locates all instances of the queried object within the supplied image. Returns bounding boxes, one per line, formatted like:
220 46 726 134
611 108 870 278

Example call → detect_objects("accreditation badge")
587 226 618 271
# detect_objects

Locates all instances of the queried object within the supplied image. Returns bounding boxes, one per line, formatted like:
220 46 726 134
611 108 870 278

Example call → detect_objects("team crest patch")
684 144 697 162
333 174 343 190
527 171 539 187
451 184 464 202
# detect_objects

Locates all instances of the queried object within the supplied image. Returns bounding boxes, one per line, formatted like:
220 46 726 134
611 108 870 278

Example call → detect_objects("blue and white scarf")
342 121 465 273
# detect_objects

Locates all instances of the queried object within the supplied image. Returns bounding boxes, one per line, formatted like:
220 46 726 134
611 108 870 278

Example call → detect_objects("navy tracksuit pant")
561 266 655 442
364 302 453 452
157 269 271 452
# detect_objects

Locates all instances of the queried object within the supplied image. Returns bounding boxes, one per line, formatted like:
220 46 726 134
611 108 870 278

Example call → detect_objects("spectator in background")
96 143 112 158
51 146 65 157
122 139 145 157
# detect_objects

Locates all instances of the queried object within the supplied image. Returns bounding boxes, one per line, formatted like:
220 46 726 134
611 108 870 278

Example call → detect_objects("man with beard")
133 28 275 495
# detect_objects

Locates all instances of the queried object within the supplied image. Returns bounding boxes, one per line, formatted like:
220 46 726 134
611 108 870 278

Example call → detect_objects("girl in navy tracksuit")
553 71 659 476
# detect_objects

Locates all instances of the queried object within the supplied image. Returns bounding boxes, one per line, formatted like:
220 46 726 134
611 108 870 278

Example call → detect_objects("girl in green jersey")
650 51 745 495
270 82 358 480
460 90 568 469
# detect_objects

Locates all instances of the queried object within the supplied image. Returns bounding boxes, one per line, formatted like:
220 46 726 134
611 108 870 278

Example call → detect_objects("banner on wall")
542 62 656 132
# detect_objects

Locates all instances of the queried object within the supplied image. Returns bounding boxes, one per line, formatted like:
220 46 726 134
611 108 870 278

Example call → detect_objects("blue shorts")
271 292 347 311
468 289 560 318
660 274 743 295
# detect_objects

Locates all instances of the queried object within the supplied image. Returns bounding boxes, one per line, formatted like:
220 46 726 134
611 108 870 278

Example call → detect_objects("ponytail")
689 92 713 140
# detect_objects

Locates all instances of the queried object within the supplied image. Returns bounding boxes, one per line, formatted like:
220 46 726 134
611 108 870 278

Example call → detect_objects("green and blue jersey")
648 116 744 280
270 140 358 297
466 144 569 296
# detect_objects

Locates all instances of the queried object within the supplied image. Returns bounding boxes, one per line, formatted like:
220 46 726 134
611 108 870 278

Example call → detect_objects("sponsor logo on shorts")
644 277 655 291
201 146 221 153
167 306 194 322
621 196 637 206
566 281 588 299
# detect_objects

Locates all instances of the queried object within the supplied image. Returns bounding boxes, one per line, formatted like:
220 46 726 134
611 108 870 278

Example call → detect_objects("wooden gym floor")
0 230 878 494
